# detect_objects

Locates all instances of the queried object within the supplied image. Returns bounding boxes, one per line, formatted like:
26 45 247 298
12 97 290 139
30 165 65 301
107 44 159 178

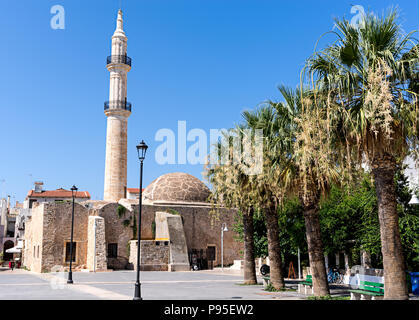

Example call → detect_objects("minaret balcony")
106 55 132 67
104 100 132 112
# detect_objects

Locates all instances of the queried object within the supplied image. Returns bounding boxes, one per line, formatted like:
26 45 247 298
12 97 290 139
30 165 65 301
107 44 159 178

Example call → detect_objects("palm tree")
307 9 419 299
242 207 257 285
241 107 286 290
270 86 341 296
205 139 258 285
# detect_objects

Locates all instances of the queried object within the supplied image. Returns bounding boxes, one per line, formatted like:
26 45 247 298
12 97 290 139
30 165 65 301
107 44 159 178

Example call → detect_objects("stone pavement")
0 269 305 300
0 268 416 300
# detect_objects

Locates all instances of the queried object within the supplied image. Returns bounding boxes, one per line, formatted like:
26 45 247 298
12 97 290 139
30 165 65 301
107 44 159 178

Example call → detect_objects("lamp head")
70 185 78 197
136 140 148 161
223 224 228 232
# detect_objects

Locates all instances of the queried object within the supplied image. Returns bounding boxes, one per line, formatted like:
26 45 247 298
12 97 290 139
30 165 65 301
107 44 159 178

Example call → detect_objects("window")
107 243 118 258
37 246 39 258
65 242 76 262
29 199 37 209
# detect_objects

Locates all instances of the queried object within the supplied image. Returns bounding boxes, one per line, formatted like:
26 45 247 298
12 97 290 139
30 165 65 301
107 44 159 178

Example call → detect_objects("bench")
349 281 384 300
298 275 313 294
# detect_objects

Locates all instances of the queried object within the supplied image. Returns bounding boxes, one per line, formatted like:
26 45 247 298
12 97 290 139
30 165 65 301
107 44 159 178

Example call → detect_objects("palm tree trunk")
303 202 330 296
243 208 257 284
372 159 408 300
361 250 372 268
264 207 285 289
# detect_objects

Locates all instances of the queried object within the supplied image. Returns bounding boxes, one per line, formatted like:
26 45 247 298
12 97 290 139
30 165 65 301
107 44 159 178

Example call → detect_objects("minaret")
103 10 132 201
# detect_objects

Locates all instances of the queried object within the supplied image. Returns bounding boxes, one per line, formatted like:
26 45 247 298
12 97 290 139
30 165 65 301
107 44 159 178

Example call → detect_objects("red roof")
127 188 144 194
26 188 91 199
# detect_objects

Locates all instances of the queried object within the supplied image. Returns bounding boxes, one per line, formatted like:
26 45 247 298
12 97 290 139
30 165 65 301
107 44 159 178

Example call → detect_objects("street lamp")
67 185 78 284
298 247 301 279
134 140 148 301
221 223 228 271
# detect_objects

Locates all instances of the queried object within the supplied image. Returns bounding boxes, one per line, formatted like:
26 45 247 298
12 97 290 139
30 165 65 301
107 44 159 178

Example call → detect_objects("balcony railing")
106 55 132 67
104 100 132 112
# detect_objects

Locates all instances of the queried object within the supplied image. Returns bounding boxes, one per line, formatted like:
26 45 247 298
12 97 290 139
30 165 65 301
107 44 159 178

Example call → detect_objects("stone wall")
126 202 243 267
22 198 242 272
155 211 170 240
24 202 89 272
23 200 134 273
42 202 89 272
23 204 44 272
90 202 132 269
86 216 107 271
165 213 190 271
129 240 170 271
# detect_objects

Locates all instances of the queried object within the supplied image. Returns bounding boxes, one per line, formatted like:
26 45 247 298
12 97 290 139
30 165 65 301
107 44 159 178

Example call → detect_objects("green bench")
298 275 313 294
349 281 384 300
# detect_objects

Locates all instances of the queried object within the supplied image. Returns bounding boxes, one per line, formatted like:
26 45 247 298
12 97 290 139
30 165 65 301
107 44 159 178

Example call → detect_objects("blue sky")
0 0 418 202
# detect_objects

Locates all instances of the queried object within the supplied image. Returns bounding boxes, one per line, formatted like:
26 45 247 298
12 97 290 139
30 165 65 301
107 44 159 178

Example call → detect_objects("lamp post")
134 140 148 301
67 185 78 284
221 223 228 271
297 247 301 279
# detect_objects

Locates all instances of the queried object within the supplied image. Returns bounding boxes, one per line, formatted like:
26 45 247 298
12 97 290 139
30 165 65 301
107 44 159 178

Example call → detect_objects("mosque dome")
143 172 211 203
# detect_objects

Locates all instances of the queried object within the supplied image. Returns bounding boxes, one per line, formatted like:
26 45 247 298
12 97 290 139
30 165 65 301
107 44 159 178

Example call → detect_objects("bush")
117 205 126 218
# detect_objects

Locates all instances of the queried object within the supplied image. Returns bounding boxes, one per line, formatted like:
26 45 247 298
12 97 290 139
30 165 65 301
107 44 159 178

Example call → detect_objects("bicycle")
327 268 343 284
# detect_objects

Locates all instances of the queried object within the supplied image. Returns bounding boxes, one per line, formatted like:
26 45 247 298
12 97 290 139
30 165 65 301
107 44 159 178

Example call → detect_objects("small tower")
103 10 132 201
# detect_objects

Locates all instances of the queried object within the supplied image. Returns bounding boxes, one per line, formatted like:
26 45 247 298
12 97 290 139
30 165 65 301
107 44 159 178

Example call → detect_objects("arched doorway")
3 240 14 261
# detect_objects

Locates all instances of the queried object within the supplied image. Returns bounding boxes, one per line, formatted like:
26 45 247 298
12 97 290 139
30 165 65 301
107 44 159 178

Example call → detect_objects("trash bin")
410 272 419 296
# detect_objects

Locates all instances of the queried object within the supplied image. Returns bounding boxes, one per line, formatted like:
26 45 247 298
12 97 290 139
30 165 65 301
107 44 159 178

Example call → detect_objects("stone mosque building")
22 10 241 273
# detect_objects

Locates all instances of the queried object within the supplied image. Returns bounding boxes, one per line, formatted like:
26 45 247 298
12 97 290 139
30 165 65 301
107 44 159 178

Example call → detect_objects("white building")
1 197 16 262
126 188 143 200
23 182 90 209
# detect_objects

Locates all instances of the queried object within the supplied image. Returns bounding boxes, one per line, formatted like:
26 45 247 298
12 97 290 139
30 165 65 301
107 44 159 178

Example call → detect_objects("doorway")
3 240 14 261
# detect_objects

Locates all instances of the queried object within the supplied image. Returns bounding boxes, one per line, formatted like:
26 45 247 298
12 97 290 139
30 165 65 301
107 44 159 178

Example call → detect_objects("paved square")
0 269 307 300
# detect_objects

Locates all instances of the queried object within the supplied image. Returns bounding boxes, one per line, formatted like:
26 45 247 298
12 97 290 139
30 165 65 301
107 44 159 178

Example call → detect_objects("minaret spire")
113 9 126 38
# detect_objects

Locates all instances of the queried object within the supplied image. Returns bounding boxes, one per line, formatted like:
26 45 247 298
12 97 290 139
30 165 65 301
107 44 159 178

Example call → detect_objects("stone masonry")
129 240 170 271
24 202 89 273
161 212 190 271
89 201 132 269
119 199 243 267
143 173 211 203
23 201 133 273
86 216 107 271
